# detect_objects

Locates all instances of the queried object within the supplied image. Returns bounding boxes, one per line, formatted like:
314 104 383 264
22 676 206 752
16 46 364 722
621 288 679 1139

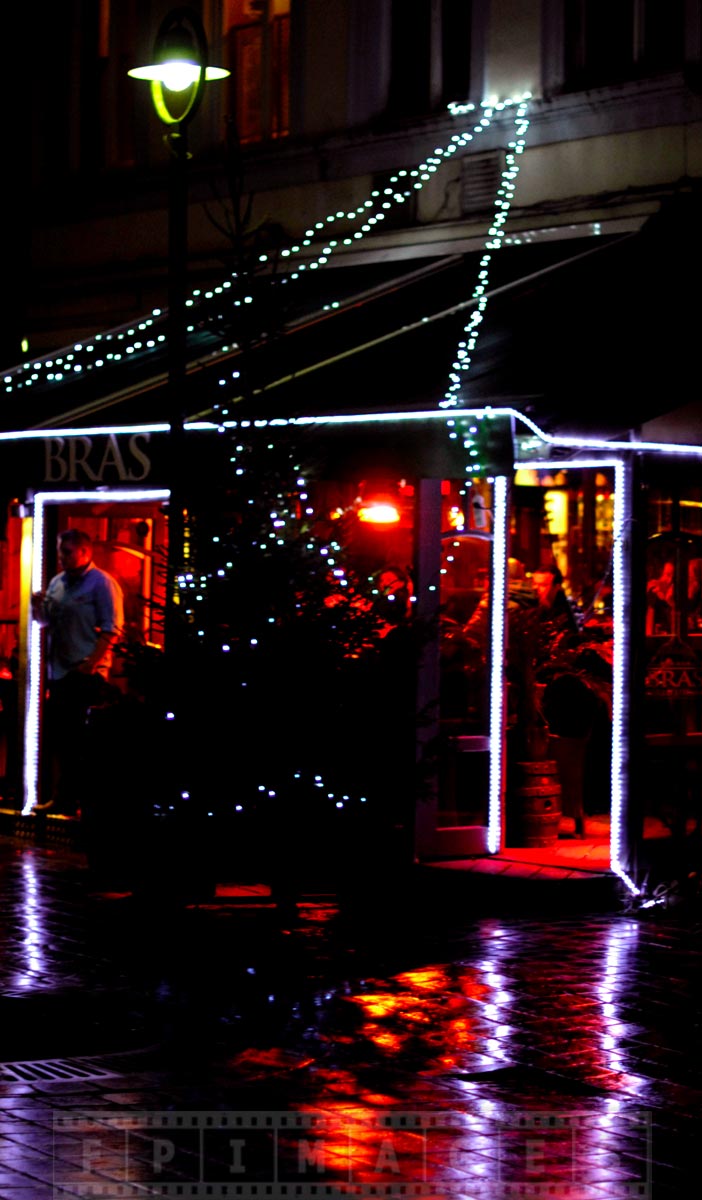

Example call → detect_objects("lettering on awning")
43 434 152 484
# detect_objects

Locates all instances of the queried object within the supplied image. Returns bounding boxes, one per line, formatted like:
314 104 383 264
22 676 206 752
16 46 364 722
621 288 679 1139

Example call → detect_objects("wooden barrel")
513 759 562 847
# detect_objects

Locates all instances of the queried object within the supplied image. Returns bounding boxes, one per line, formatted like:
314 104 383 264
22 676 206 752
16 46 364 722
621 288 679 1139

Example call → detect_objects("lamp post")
129 7 229 645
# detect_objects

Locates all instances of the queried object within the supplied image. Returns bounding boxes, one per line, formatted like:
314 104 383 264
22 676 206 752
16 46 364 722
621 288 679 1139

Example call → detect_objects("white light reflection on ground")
597 920 651 1094
13 852 47 989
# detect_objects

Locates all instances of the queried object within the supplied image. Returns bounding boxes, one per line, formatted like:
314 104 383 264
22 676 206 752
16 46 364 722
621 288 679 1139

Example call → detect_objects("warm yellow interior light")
544 488 568 535
358 502 401 525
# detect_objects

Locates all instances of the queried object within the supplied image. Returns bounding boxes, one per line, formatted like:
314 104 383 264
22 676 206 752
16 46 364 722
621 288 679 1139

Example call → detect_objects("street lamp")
129 7 229 644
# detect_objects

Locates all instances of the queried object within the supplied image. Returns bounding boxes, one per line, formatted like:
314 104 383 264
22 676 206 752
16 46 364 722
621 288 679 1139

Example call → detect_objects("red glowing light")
357 502 401 525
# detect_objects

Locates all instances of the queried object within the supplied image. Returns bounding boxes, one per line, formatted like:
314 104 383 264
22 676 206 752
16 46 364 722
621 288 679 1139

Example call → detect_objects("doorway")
23 488 170 814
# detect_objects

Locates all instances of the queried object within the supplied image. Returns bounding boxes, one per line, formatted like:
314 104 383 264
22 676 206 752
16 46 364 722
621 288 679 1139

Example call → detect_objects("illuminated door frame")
503 459 634 889
23 488 171 816
487 475 508 853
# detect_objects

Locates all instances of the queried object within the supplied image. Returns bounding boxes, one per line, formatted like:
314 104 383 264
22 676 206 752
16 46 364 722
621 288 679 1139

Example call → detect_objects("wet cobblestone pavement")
0 838 700 1198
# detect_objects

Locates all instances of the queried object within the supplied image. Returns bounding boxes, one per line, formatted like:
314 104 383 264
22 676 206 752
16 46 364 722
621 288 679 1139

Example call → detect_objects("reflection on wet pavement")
15 853 46 989
0 839 699 1197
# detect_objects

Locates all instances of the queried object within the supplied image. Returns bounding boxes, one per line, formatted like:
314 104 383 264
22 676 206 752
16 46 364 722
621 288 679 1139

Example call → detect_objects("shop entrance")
505 462 617 855
23 488 170 814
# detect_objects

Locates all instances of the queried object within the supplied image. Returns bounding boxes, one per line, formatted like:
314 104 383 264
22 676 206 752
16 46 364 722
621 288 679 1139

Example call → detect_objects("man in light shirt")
32 529 124 813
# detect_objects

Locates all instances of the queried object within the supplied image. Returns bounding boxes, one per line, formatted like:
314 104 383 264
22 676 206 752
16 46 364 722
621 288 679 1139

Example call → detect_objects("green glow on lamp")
128 7 229 125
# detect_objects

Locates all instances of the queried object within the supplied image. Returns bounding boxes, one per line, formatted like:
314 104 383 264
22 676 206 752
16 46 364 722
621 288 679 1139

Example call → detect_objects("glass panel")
440 529 491 732
506 467 614 846
441 0 472 104
230 25 264 144
648 487 674 535
0 510 22 797
642 477 702 846
564 0 685 88
438 478 492 826
224 1 290 144
270 15 290 138
564 0 636 87
304 474 418 822
679 490 702 538
642 0 686 71
645 548 676 637
35 501 169 815
645 485 702 640
583 0 635 77
389 0 432 115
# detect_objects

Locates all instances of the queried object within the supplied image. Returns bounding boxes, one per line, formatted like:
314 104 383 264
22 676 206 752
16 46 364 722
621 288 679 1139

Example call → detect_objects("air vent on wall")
461 151 504 216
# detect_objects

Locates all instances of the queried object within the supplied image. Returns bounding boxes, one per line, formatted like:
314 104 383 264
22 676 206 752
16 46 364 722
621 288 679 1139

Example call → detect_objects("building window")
563 0 687 90
224 0 290 144
441 0 473 105
389 0 432 117
389 0 473 119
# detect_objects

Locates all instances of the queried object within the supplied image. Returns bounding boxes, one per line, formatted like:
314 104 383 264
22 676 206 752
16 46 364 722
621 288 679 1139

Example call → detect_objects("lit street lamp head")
129 6 229 125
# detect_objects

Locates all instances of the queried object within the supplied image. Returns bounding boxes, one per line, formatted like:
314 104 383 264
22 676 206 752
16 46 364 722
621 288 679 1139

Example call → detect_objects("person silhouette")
31 529 124 813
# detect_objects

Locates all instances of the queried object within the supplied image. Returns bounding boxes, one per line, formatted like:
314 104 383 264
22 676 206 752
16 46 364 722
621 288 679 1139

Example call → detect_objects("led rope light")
195 411 702 460
516 457 639 892
609 458 639 895
511 409 702 457
23 488 171 816
487 475 508 853
0 422 169 442
206 405 515 430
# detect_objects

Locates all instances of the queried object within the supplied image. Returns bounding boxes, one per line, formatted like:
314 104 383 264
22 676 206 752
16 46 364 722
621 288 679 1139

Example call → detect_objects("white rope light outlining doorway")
516 458 639 895
488 474 508 854
23 488 171 817
609 457 638 894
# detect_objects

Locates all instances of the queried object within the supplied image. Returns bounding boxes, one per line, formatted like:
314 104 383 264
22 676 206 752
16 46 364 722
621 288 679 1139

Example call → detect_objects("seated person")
531 563 579 635
463 557 537 643
646 560 674 635
374 564 413 635
688 558 702 629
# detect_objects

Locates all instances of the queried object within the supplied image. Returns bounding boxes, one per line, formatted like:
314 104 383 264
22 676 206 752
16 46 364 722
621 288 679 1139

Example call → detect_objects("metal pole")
128 7 228 647
165 125 188 648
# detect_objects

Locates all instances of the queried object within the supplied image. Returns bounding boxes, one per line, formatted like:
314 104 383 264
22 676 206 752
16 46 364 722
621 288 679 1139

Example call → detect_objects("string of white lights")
440 99 531 408
271 101 515 279
4 95 531 400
